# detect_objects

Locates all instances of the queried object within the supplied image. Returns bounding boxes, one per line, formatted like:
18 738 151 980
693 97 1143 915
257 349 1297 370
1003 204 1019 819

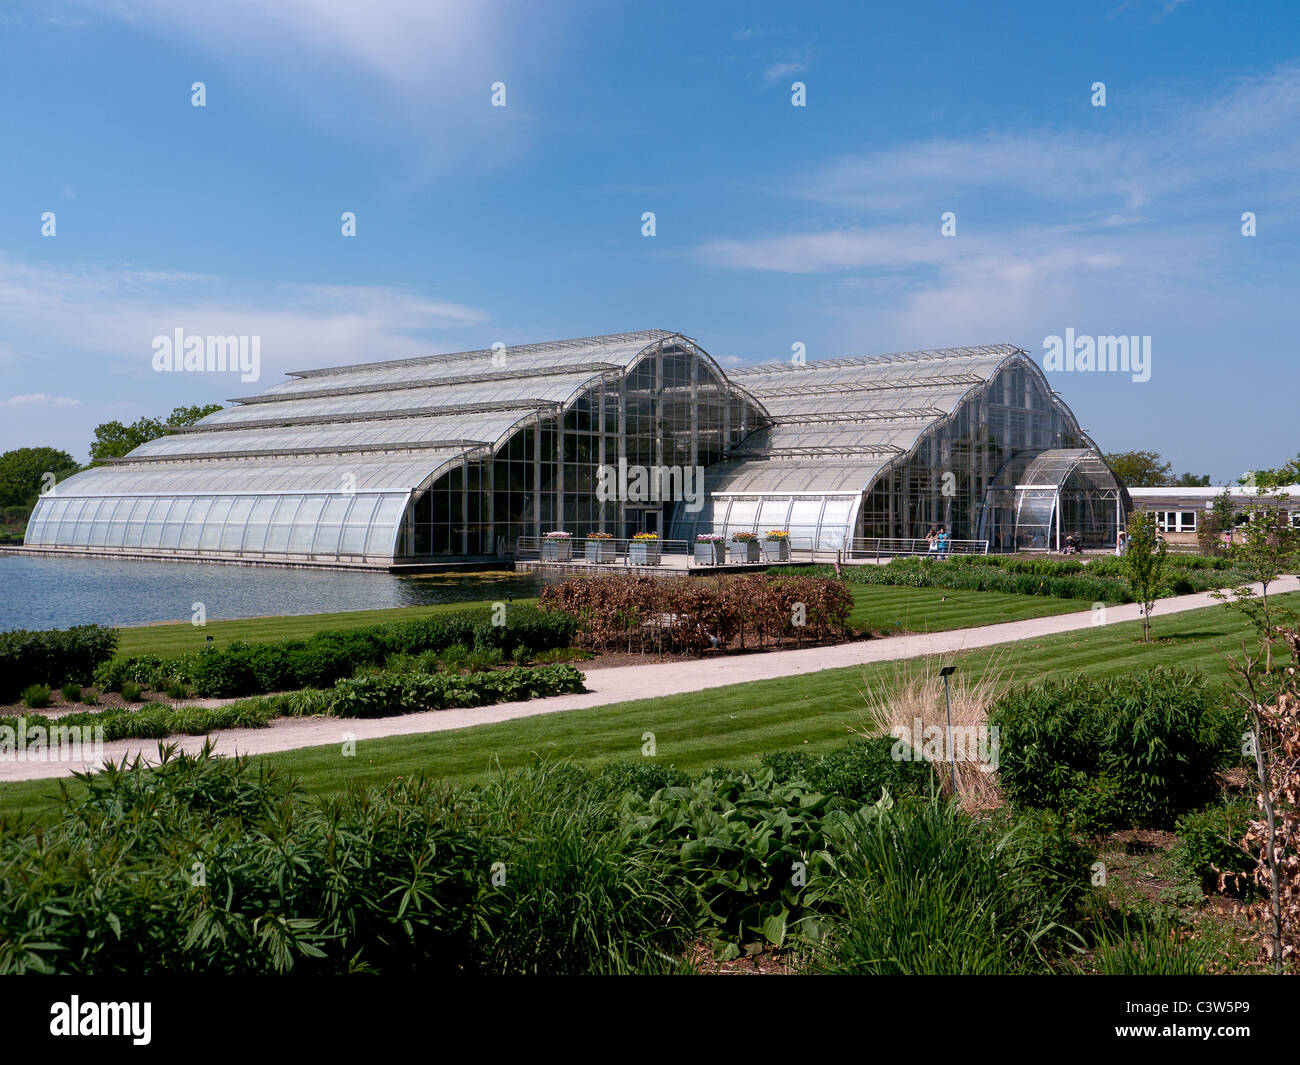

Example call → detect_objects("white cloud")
0 256 491 386
1 393 82 407
763 60 806 85
72 0 562 172
777 63 1300 216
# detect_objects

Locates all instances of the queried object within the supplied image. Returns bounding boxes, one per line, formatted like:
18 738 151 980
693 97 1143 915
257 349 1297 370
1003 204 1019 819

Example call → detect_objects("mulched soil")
682 939 797 975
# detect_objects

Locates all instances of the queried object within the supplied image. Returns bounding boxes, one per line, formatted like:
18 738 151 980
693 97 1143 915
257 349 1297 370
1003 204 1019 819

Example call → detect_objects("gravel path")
3 577 1294 783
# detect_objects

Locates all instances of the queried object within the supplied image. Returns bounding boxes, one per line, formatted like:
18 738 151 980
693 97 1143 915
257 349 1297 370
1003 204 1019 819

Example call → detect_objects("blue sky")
1 0 1297 480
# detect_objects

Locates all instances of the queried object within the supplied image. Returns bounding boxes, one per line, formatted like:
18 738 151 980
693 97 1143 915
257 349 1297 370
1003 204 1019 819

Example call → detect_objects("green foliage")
167 606 577 698
0 447 80 507
1172 798 1259 896
1212 490 1300 670
1086 916 1213 974
1103 449 1174 488
88 404 222 463
329 664 585 718
825 556 1134 603
92 653 164 693
762 736 935 803
595 761 693 800
119 682 144 703
1124 512 1169 641
0 625 119 702
996 807 1097 925
20 684 50 709
620 767 848 954
0 748 687 975
60 684 82 703
813 798 1075 974
989 668 1240 831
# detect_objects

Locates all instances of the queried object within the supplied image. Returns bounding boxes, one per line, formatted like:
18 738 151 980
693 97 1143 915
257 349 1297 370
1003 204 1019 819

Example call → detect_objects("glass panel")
200 497 234 550
263 497 302 553
288 496 326 553
218 497 254 551
179 498 212 549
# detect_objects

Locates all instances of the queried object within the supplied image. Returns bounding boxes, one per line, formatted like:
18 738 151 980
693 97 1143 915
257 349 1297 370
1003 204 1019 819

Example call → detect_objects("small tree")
1213 490 1300 673
1124 511 1167 642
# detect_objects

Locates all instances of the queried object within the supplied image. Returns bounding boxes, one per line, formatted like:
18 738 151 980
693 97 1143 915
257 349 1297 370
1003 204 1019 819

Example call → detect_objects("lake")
0 555 546 632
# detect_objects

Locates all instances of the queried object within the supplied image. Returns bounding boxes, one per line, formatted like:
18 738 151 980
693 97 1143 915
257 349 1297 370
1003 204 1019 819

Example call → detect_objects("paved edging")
3 577 1294 782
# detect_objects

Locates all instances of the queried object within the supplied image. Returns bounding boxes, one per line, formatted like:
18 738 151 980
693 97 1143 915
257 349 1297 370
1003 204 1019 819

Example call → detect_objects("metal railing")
515 535 822 568
845 537 989 562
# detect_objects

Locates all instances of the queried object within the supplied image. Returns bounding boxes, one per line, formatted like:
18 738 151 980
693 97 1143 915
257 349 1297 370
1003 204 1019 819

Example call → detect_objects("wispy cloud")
0 393 82 407
763 59 807 85
0 256 490 383
70 0 563 173
774 63 1300 216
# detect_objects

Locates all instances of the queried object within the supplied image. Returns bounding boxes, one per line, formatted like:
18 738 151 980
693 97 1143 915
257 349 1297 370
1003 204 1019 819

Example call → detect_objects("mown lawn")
4 592 1293 825
113 582 1080 657
847 585 1084 633
114 596 539 657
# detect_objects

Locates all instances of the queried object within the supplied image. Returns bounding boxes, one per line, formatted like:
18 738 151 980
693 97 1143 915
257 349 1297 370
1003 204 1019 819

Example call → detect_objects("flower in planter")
696 533 723 542
586 531 614 540
731 531 758 542
765 530 790 541
543 531 572 539
633 532 660 540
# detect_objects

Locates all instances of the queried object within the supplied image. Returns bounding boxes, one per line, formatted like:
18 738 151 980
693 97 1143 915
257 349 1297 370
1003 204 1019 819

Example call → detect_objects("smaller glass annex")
25 331 1129 565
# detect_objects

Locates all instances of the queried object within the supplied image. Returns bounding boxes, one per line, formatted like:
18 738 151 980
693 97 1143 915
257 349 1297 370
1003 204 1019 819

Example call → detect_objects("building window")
1155 510 1197 532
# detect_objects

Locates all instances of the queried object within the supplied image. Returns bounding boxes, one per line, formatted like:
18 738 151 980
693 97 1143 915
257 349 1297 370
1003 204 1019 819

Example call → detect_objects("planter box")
762 539 790 562
694 541 725 565
730 540 760 563
584 540 614 564
629 540 661 565
542 539 573 561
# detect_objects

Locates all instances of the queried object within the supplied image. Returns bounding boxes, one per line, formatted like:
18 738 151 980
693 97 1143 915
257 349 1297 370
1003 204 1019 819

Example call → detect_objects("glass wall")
399 339 764 557
26 491 407 560
858 362 1089 543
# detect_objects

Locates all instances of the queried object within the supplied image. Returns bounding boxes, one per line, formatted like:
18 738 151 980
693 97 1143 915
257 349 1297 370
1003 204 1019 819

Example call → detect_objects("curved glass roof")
28 331 732 563
703 345 1037 498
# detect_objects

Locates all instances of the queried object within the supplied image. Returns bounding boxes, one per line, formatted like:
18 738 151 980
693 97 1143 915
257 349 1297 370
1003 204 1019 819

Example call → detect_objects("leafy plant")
21 683 50 709
119 681 144 703
620 767 846 955
989 668 1239 831
812 798 1075 974
60 684 82 704
1172 798 1259 896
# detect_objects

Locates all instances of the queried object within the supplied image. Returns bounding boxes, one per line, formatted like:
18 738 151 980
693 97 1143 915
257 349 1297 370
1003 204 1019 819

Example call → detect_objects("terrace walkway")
3 576 1296 781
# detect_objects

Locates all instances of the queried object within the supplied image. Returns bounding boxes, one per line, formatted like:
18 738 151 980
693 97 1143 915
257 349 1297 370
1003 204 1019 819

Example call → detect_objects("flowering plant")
696 533 723 542
730 531 758 542
543 531 572 539
586 531 614 540
764 530 790 541
633 532 660 541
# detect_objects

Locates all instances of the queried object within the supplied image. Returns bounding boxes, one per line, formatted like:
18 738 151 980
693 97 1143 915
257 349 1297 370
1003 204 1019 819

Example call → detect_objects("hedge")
988 668 1240 832
92 605 578 698
1 664 587 742
0 625 118 702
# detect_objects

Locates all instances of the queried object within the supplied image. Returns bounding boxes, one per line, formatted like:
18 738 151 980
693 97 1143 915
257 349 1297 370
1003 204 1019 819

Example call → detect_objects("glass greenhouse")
25 330 1128 565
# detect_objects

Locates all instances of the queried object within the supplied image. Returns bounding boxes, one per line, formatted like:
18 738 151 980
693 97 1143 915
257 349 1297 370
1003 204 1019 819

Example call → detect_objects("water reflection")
0 556 546 631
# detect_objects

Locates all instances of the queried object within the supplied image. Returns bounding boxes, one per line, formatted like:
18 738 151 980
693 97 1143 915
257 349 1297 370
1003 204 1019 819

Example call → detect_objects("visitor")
1115 531 1127 557
937 528 950 559
927 525 940 554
